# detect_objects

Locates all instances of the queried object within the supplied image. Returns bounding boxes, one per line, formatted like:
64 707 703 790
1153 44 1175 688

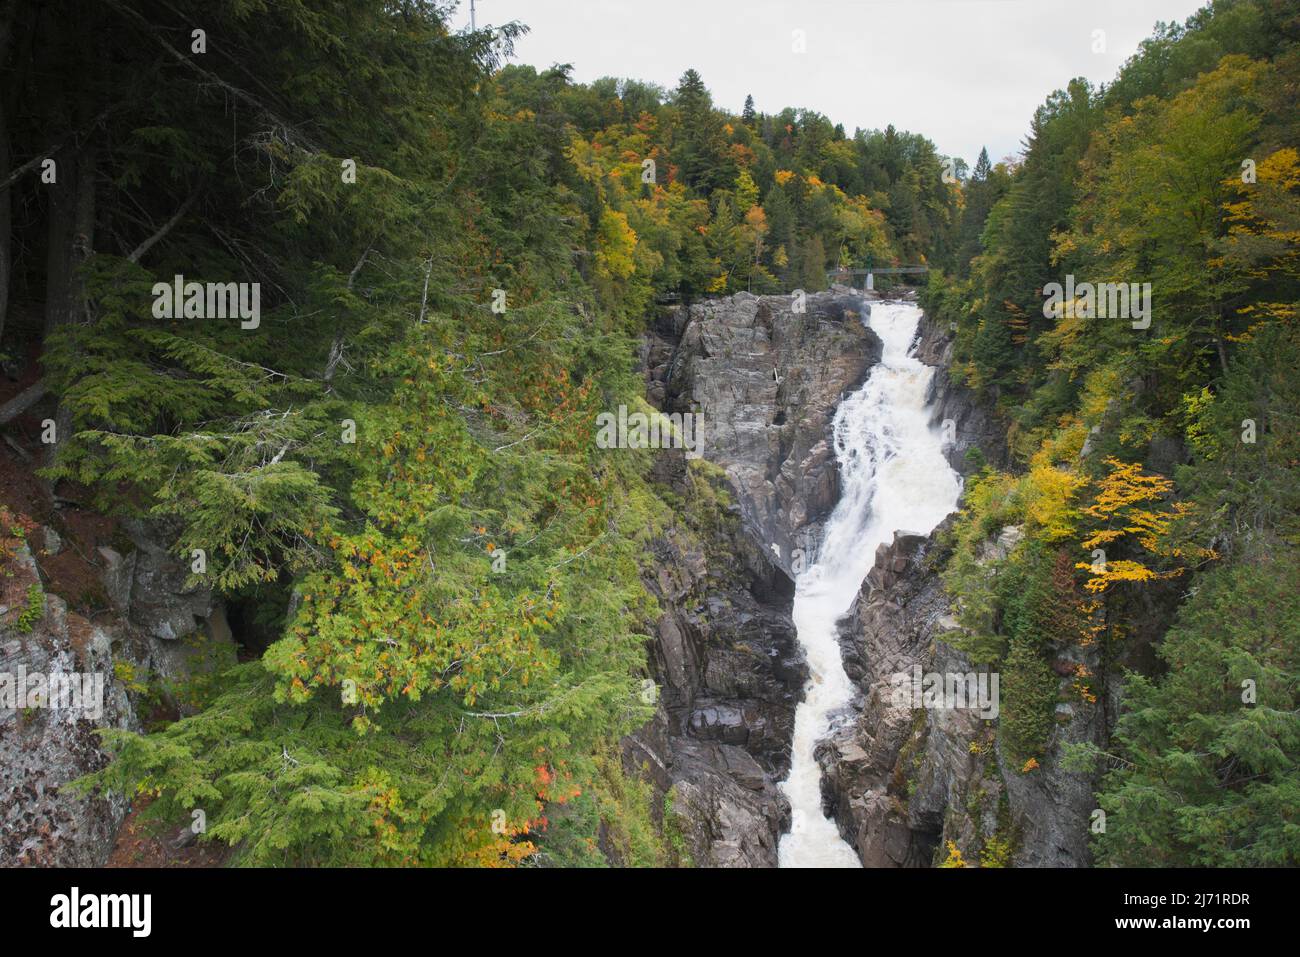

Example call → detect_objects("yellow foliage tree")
595 208 638 280
1075 457 1192 593
1219 146 1300 338
1023 450 1085 542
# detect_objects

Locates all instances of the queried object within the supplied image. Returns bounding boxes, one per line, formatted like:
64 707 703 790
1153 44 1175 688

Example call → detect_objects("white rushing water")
777 300 963 868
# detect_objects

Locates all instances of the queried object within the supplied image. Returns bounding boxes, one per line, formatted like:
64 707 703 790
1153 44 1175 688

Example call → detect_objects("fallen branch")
127 192 198 263
0 379 47 425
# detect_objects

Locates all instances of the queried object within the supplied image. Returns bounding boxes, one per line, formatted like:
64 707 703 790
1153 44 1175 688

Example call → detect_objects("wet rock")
627 287 869 867
625 287 889 867
624 497 803 867
631 289 1104 869
665 739 790 867
914 310 1010 475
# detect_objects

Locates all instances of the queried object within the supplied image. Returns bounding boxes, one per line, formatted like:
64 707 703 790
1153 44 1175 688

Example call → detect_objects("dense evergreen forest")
0 0 1295 866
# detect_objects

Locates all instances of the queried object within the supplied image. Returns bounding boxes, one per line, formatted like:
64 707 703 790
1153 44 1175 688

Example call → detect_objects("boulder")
0 546 138 866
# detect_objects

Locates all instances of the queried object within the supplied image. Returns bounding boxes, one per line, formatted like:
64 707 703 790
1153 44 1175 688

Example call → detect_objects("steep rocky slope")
636 293 1110 868
816 311 1106 868
913 309 1011 477
0 542 135 866
648 287 882 576
624 458 802 867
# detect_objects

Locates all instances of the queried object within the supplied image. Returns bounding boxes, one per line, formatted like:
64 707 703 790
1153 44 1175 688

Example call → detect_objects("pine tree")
672 69 734 194
799 234 827 291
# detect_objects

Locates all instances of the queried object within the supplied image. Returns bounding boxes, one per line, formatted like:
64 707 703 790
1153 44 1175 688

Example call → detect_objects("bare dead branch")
0 379 47 425
127 191 198 263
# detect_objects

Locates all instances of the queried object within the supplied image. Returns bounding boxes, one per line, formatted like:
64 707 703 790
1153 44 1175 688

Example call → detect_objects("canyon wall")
628 287 884 866
637 293 1110 869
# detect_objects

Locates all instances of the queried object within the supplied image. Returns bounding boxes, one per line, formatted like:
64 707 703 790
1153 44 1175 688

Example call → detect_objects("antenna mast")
470 0 476 31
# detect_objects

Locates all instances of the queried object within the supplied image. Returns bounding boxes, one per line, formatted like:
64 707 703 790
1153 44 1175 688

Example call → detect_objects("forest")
0 0 1295 867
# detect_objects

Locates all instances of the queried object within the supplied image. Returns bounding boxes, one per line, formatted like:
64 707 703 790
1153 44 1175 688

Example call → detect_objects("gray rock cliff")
627 287 888 866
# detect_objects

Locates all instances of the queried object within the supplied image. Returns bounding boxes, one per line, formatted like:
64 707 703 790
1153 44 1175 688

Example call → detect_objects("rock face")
0 545 136 866
624 287 890 867
624 455 804 867
649 287 883 576
0 518 237 867
112 517 217 643
913 309 1010 476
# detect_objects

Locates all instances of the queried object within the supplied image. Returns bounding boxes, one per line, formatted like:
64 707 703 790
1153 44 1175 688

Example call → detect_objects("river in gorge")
777 299 964 868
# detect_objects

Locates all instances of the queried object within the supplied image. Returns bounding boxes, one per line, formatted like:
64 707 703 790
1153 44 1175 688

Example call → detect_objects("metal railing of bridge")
826 266 929 290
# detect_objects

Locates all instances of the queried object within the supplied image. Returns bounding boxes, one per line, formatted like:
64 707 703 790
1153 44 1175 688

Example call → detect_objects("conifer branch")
102 0 321 153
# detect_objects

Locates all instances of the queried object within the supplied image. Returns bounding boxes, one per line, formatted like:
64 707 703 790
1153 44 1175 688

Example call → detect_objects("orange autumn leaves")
459 762 582 867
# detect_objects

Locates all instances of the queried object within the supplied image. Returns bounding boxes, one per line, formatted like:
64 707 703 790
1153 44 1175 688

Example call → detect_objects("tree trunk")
0 0 21 346
43 138 97 338
42 147 72 335
0 90 11 348
38 9 99 468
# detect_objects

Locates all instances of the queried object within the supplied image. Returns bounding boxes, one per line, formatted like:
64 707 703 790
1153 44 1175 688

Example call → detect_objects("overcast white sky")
462 0 1209 166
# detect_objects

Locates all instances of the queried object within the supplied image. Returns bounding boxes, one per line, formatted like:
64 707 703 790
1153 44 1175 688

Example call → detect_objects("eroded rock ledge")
624 486 802 868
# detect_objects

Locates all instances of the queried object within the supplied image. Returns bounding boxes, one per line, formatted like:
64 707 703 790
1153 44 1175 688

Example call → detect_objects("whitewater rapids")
777 300 963 868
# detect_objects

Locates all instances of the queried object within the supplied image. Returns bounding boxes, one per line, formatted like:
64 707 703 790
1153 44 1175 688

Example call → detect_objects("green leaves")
1089 551 1300 866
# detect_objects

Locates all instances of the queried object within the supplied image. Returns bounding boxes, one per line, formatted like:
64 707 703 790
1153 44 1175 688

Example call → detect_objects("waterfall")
777 300 963 868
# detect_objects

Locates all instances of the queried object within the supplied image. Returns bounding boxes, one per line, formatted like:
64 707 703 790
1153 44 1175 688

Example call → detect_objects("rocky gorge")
4 286 1100 869
625 286 885 866
633 288 1108 868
